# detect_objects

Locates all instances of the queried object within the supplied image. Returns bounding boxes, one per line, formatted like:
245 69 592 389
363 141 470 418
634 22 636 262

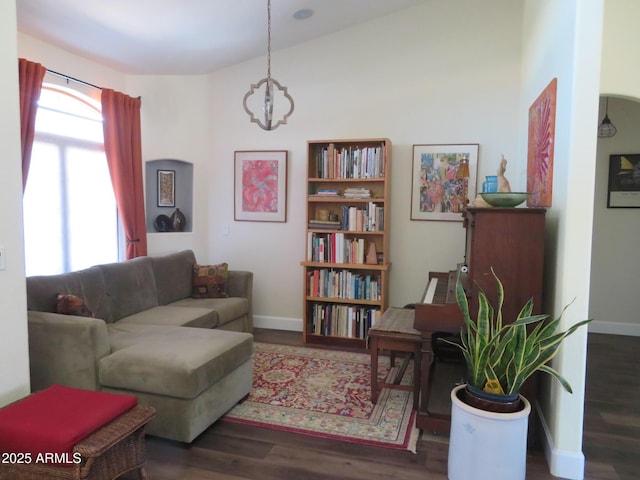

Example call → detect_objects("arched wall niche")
145 159 194 233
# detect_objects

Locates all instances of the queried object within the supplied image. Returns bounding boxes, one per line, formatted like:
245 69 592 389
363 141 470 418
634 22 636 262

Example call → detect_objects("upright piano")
413 207 546 434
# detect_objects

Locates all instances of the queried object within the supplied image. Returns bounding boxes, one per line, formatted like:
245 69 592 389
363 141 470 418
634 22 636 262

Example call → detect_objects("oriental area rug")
222 342 419 452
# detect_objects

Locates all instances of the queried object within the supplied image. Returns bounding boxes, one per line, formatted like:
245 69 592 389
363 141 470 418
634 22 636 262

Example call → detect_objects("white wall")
589 0 640 336
0 0 30 406
600 0 640 99
202 0 526 327
521 1 603 479
591 97 640 336
18 34 127 103
125 74 212 260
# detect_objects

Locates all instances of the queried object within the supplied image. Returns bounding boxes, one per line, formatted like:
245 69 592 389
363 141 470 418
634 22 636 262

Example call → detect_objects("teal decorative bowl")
480 192 530 208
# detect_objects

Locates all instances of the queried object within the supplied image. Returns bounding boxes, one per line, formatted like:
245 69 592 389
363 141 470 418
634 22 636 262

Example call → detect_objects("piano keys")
413 270 465 434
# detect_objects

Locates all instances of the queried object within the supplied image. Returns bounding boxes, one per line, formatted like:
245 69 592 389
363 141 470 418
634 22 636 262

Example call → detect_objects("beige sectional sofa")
25 249 254 443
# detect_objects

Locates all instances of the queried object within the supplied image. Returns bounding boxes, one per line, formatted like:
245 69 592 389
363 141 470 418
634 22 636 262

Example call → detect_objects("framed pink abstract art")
527 78 557 207
234 150 288 222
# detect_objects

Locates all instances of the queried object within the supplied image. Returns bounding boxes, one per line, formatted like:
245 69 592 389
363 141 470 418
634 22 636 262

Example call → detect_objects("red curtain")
18 58 46 191
101 89 147 259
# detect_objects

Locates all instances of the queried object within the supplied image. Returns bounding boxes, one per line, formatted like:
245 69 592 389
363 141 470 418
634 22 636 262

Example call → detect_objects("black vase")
171 208 186 232
153 214 171 232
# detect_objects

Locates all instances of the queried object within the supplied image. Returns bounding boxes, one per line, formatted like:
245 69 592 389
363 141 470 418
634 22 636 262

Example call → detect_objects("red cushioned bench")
0 385 155 480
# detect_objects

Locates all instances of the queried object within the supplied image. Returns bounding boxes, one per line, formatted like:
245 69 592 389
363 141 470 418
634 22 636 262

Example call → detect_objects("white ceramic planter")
448 384 531 480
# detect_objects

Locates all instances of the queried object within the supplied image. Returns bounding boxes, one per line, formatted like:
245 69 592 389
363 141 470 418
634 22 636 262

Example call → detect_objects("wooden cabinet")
302 138 391 348
463 207 546 425
463 207 546 322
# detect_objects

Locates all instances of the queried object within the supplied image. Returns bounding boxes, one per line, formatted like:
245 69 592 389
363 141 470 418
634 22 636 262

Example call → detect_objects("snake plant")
452 267 591 396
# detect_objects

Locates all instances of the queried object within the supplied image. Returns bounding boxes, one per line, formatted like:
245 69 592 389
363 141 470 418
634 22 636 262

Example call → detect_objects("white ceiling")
16 0 429 75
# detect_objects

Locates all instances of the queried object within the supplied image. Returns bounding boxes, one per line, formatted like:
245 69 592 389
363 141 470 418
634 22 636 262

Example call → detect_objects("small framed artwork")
234 150 288 222
607 154 640 208
157 169 175 207
410 144 478 221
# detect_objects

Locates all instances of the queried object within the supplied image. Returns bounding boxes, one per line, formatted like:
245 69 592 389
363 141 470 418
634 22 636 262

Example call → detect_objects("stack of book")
308 219 341 230
313 188 339 197
343 187 371 198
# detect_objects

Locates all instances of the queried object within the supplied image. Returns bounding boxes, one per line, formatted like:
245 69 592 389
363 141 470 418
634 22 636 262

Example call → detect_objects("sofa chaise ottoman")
25 250 254 443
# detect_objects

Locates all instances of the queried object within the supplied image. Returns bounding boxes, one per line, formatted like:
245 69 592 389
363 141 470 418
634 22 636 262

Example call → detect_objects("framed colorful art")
234 150 288 222
410 144 478 221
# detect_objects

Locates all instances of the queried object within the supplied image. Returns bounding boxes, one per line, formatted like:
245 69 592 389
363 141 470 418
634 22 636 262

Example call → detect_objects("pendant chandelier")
597 97 617 138
243 0 294 131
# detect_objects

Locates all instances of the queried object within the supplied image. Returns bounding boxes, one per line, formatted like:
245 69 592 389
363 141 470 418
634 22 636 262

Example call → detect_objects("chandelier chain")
267 0 272 80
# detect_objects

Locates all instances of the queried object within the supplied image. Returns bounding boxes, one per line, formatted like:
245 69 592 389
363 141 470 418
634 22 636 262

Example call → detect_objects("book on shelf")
314 144 386 179
307 232 367 264
306 268 381 301
340 203 384 231
310 302 380 339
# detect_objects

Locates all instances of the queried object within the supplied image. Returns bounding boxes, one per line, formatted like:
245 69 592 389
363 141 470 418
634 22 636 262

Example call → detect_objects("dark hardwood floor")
123 330 640 480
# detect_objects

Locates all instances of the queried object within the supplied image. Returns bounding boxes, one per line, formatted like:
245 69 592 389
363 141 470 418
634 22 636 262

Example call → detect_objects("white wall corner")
536 402 585 480
254 315 303 332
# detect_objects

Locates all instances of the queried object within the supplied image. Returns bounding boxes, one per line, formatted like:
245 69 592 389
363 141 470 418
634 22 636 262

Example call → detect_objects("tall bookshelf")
302 138 391 348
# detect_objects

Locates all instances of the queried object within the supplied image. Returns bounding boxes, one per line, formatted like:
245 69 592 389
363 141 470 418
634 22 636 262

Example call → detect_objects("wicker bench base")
0 404 155 480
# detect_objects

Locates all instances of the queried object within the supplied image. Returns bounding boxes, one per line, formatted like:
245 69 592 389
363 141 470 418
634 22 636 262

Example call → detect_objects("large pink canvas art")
234 150 287 222
527 78 557 207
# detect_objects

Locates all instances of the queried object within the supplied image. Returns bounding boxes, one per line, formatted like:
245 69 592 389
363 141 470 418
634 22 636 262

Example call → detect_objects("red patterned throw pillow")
192 263 229 299
56 294 95 317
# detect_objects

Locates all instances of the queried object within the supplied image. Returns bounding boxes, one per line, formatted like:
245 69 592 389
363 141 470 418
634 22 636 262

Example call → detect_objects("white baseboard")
253 315 303 332
589 320 640 336
253 318 640 336
536 402 585 480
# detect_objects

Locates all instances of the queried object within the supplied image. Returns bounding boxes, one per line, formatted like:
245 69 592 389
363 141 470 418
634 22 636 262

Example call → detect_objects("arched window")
23 84 120 276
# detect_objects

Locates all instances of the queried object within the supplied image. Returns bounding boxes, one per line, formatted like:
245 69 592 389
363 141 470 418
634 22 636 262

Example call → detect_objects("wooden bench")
368 307 421 410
